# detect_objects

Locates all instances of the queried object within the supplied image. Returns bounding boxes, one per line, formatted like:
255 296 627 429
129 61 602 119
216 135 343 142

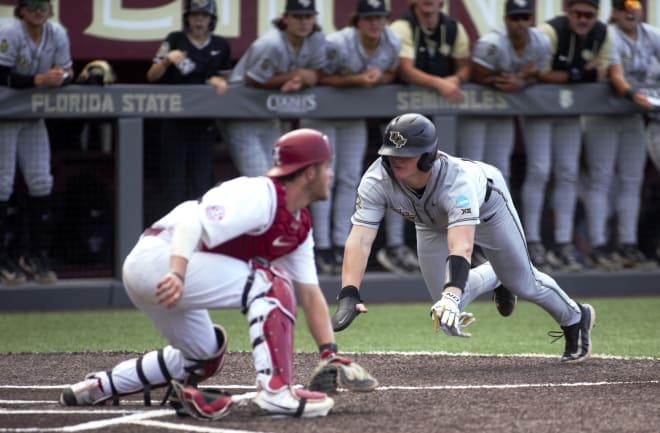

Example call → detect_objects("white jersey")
149 176 318 285
0 18 72 74
352 153 490 230
323 26 400 75
229 28 327 84
609 22 660 84
471 26 551 73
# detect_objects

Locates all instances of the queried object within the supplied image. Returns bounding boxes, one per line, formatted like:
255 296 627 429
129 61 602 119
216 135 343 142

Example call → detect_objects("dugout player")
466 0 551 186
222 0 326 177
332 113 595 364
522 0 614 272
60 129 377 418
299 0 402 275
146 0 231 216
582 0 659 270
0 0 73 285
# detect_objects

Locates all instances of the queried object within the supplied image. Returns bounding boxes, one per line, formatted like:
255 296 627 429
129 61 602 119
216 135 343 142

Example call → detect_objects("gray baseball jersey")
229 28 326 84
582 22 660 248
301 26 400 249
0 18 72 74
460 26 552 184
471 26 551 73
352 153 580 326
225 27 327 177
0 17 72 200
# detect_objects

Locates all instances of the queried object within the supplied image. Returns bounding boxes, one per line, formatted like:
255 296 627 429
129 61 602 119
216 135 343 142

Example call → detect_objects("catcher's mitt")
169 380 233 421
308 355 378 394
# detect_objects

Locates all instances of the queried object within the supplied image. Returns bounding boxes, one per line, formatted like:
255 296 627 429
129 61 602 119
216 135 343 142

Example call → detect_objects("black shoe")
492 285 517 317
315 248 338 276
0 254 27 285
612 244 659 270
546 243 584 272
527 242 551 272
376 245 419 275
19 251 58 284
553 303 596 363
588 245 622 271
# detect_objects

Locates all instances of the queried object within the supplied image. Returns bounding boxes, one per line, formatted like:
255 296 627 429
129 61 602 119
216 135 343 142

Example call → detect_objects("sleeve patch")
205 205 226 222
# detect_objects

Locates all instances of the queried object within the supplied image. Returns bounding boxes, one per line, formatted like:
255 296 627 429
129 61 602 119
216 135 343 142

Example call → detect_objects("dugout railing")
1 83 659 299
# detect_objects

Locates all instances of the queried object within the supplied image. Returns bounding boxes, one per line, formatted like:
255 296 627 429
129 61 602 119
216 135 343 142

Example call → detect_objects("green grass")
1 297 659 358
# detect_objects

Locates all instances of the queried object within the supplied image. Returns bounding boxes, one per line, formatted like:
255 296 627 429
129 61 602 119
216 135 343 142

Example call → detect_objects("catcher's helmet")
184 0 217 32
267 129 333 177
378 113 438 172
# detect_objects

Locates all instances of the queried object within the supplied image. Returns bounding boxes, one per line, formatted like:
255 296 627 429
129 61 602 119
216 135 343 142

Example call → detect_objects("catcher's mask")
76 60 117 86
184 0 218 32
379 113 438 172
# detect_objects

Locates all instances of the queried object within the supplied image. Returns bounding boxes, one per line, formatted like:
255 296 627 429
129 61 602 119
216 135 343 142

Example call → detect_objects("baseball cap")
505 0 534 16
612 0 641 10
285 0 317 15
568 0 600 8
357 0 389 17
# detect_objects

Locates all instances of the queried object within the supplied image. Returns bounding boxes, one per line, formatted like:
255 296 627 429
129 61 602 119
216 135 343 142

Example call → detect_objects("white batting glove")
431 292 474 338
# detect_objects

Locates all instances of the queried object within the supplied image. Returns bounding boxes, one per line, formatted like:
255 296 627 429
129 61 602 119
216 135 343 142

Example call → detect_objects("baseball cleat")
558 303 596 363
170 380 234 420
492 285 517 317
251 386 333 417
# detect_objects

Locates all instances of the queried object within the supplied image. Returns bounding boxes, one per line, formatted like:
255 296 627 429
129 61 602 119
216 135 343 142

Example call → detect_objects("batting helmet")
266 129 333 177
183 0 218 32
378 113 438 172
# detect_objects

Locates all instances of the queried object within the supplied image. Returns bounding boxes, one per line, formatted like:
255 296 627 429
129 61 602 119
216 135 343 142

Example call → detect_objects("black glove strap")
338 285 362 302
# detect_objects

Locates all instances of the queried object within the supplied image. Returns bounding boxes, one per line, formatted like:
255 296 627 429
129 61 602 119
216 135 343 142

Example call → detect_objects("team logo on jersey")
581 49 595 62
326 48 337 61
457 195 470 208
559 89 574 109
205 205 226 222
355 195 362 210
389 131 407 148
0 39 8 54
439 43 451 56
487 44 496 57
260 58 271 71
460 208 472 215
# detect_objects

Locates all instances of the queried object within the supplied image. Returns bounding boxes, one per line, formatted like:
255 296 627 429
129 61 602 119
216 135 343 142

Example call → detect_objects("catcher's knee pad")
245 263 297 393
183 324 228 386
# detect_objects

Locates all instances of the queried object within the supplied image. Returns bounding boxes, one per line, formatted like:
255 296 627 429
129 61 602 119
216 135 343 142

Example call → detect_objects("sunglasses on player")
569 9 597 20
23 1 50 12
508 14 532 22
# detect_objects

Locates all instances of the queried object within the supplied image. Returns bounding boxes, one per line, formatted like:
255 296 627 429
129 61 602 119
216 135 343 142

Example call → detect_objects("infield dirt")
1 352 659 433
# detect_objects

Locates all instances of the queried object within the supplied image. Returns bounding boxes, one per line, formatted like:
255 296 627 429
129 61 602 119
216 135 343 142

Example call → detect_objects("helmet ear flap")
417 152 435 172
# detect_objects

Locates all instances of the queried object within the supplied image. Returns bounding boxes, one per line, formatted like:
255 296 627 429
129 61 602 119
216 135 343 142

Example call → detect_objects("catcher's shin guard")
67 325 228 406
245 263 297 392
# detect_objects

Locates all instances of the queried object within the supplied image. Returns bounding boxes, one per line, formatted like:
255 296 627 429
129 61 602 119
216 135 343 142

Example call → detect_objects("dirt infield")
1 352 659 433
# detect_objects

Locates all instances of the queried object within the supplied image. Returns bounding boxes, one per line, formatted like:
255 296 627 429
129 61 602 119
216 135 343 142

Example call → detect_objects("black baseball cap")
285 0 317 15
568 0 600 8
505 0 534 15
357 0 389 17
612 0 641 10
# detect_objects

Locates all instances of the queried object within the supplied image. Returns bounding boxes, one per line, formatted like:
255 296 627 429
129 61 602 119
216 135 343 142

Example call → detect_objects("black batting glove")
331 285 363 332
